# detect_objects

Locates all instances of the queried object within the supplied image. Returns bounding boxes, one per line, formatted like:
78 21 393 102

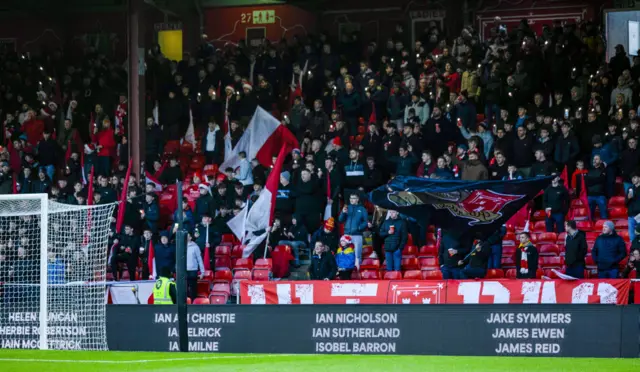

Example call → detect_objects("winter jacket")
515 242 539 279
404 98 429 125
202 127 223 154
338 205 368 236
454 101 478 132
543 185 570 214
564 230 588 268
459 126 493 159
143 200 160 233
344 160 366 189
591 143 618 166
336 244 356 270
308 251 337 280
154 234 176 273
461 70 480 98
194 194 215 223
592 232 627 270
512 134 535 168
387 91 409 120
387 153 418 176
621 147 640 182
379 217 408 252
438 232 471 268
458 159 488 181
339 91 362 119
293 179 321 217
310 228 339 252
585 165 606 196
627 185 640 217
554 133 580 165
530 160 557 177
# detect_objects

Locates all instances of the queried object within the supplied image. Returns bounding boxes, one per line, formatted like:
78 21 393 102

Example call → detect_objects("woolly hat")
324 217 335 231
242 82 253 91
198 183 211 195
603 220 615 231
340 235 352 246
332 137 342 147
280 171 291 182
225 85 235 92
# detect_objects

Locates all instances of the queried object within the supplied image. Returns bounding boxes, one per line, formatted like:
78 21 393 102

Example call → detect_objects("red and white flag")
221 106 298 171
148 240 156 279
183 106 196 150
145 171 162 192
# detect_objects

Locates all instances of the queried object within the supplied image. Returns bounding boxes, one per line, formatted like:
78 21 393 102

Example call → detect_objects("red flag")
153 160 168 180
12 174 17 194
560 166 570 190
87 166 95 205
369 102 377 124
148 240 156 279
203 246 211 271
332 96 337 112
89 112 95 137
216 80 221 100
65 140 72 162
115 158 133 233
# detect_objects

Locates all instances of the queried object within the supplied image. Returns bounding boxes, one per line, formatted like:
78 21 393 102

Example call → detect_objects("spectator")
622 247 639 278
543 176 570 233
626 172 640 241
454 149 488 180
202 121 223 165
142 193 160 233
336 235 357 278
439 231 468 279
236 151 254 193
310 217 339 253
379 210 407 271
459 121 493 159
110 224 138 281
459 241 490 279
530 149 556 177
154 231 176 276
586 154 608 220
554 122 580 172
592 220 627 278
486 225 506 269
186 231 205 301
516 231 538 279
308 242 337 280
338 193 368 264
385 145 418 176
563 220 588 278
278 213 309 267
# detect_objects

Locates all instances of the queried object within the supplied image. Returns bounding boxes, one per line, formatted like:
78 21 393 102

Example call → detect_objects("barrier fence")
239 279 632 305
104 304 640 357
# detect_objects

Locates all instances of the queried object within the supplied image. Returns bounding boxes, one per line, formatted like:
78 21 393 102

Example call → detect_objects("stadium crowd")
0 18 639 292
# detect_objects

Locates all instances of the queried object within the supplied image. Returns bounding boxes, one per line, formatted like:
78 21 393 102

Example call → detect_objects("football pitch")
0 350 639 372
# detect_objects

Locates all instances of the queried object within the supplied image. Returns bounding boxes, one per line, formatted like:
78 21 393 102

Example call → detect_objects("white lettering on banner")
8 312 78 322
155 312 236 351
331 283 379 297
312 312 399 354
572 282 618 304
188 341 219 351
458 281 510 303
153 313 236 324
460 281 619 304
315 342 396 353
489 313 570 355
521 281 557 303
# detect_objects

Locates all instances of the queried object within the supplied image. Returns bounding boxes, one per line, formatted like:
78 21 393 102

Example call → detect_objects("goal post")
0 194 117 351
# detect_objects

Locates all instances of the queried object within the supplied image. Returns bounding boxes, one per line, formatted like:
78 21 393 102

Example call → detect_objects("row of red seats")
353 268 637 281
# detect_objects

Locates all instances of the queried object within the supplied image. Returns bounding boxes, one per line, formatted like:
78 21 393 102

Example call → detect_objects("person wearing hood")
202 121 223 165
563 220 588 278
404 91 429 125
609 44 631 83
592 220 627 278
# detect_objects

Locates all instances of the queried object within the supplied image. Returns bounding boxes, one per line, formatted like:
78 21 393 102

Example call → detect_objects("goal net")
0 194 116 350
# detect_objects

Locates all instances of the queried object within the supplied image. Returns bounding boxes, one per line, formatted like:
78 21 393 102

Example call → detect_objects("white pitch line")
0 354 305 364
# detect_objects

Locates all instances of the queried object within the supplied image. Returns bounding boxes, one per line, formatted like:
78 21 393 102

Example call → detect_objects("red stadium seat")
536 269 544 279
233 258 253 271
362 245 374 258
576 220 593 231
572 208 589 221
212 283 231 296
233 269 251 280
360 258 380 270
486 269 504 279
254 258 273 269
221 234 236 244
274 245 292 255
419 257 439 270
532 210 546 221
538 244 559 257
192 297 210 305
231 245 245 259
502 246 516 258
357 126 366 134
251 268 271 281
402 245 418 258
403 270 422 280
608 207 627 220
426 233 436 243
215 256 231 269
532 221 546 232
619 230 630 242
501 257 516 268
585 255 596 269
351 270 362 280
197 280 212 297
209 293 228 304
594 219 607 231
215 245 231 257
570 199 585 208
418 244 438 257
190 155 205 170
608 196 625 207
361 270 380 280
201 270 214 281
614 219 629 229
505 269 517 279
214 268 232 284
539 256 564 269
406 234 414 246
536 232 557 245
422 270 443 280
383 271 402 280
401 258 420 271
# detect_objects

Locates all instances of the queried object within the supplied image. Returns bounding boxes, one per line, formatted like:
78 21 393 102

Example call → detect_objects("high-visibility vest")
153 277 175 304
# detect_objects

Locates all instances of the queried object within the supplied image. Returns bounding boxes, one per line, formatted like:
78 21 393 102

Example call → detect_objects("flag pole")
263 226 271 259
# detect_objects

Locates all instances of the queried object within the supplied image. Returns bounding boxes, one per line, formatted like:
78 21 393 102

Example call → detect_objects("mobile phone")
563 108 569 119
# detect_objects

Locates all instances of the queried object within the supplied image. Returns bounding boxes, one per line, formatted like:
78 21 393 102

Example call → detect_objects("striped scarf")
518 241 530 275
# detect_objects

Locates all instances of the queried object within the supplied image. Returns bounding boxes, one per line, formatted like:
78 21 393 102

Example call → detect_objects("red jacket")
444 72 461 94
21 118 44 147
93 128 116 157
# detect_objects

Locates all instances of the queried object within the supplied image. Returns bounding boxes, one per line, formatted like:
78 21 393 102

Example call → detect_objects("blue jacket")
592 232 627 270
143 201 160 232
591 143 618 166
379 217 408 252
336 244 356 270
338 205 368 235
154 233 176 273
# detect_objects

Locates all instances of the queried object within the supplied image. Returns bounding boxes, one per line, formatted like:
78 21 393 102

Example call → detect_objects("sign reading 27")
241 10 276 25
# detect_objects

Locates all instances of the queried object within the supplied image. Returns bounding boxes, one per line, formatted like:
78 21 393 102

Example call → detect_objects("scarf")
518 241 530 275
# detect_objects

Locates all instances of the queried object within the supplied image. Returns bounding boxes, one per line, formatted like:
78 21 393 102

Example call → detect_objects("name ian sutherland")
487 312 571 355
313 313 399 353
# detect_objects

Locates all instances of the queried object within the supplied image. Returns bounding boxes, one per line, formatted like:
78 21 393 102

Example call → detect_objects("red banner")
240 280 630 305
634 280 640 305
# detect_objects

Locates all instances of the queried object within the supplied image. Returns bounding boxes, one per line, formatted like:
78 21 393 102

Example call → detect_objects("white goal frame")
0 194 49 349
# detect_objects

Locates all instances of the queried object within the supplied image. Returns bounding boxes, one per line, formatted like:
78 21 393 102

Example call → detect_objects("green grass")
0 350 638 372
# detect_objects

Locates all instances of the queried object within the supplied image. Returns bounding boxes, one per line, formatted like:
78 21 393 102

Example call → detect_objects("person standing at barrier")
308 242 337 280
563 220 588 278
592 221 626 279
379 210 407 271
336 235 357 279
153 267 177 304
459 241 489 279
186 231 205 301
516 231 538 279
338 193 368 265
